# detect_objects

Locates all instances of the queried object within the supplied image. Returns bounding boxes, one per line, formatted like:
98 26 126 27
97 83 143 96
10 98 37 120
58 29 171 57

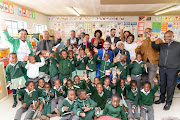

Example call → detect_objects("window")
33 24 47 33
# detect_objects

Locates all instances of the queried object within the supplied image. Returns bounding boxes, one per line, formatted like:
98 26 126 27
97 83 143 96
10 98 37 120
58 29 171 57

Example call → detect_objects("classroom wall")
1 4 48 34
47 16 180 42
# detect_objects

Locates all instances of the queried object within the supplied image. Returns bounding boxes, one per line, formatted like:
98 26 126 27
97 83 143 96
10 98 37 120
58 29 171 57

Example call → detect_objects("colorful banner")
18 7 22 16
0 0 3 12
3 1 8 13
8 3 14 14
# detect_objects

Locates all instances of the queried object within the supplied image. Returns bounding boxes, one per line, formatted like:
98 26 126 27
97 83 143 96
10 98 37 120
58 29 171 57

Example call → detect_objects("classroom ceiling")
8 0 180 16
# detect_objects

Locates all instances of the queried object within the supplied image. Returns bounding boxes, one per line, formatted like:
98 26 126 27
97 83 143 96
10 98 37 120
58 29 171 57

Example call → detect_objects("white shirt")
17 40 31 61
25 57 45 79
124 41 137 59
78 39 83 45
70 37 77 44
111 37 115 43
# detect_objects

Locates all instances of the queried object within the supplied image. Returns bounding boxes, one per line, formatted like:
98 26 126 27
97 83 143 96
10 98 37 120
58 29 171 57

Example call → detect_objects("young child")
37 83 54 119
73 75 85 90
129 53 147 90
63 39 73 51
25 55 45 88
86 50 98 82
73 89 97 120
51 79 65 115
54 49 72 83
14 81 38 120
49 52 59 86
86 79 107 120
103 94 127 120
79 34 94 50
56 89 79 120
126 77 139 120
35 50 50 82
68 50 77 81
139 78 158 120
6 53 28 108
76 49 89 77
98 53 112 84
113 54 130 79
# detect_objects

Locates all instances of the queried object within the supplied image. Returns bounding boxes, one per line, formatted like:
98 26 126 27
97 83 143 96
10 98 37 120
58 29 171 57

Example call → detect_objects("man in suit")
69 30 79 45
35 30 61 53
106 28 121 44
96 41 113 78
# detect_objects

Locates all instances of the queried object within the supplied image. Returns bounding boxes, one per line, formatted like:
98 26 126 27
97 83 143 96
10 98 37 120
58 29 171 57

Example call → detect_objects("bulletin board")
48 16 180 42
0 62 8 103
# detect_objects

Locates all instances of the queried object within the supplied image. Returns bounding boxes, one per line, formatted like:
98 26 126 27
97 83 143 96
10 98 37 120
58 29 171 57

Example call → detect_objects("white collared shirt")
17 40 31 61
141 89 150 96
70 37 76 44
111 37 115 43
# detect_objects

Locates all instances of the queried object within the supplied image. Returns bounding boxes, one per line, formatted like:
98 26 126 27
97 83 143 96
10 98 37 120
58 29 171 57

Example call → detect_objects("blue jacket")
113 48 130 64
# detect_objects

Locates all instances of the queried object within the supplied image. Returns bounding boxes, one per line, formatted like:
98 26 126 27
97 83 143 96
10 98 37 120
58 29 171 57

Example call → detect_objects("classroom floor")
0 88 180 120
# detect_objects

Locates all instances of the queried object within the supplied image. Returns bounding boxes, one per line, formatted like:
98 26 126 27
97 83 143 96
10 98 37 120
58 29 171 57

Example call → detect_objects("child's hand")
131 57 135 63
80 75 83 81
61 88 64 93
141 106 144 109
80 113 86 117
63 106 69 111
56 63 59 68
22 104 26 108
178 72 180 75
83 72 88 79
153 78 158 84
111 43 116 51
71 111 73 116
22 55 29 62
120 22 125 30
63 78 67 85
116 69 122 75
52 46 57 52
86 65 90 70
112 78 116 84
45 99 49 102
132 108 135 113
126 76 131 83
144 64 147 69
45 90 49 94
42 74 46 78
97 107 101 112
113 57 117 63
82 107 92 112
8 81 12 85
94 48 98 53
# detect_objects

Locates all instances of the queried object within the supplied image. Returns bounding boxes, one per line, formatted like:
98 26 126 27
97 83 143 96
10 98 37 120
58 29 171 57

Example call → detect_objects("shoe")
12 102 18 108
163 103 171 111
154 99 165 104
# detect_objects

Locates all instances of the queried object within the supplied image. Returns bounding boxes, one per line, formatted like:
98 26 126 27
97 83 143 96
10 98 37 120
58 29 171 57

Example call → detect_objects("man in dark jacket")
151 31 180 110
35 30 62 53
106 28 121 43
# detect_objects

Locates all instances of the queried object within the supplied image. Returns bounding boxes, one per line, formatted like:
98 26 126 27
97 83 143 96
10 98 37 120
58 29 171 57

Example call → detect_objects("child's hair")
143 81 151 88
67 79 73 84
45 82 51 87
55 79 61 83
96 83 103 87
127 34 135 42
68 50 73 54
76 89 86 97
121 54 127 59
60 49 67 54
85 34 89 37
8 52 17 58
120 78 125 82
67 89 76 94
79 49 85 53
29 55 35 59
136 53 143 57
38 78 45 83
130 80 137 86
74 75 79 80
25 81 34 87
94 77 100 80
111 94 120 100
89 51 93 56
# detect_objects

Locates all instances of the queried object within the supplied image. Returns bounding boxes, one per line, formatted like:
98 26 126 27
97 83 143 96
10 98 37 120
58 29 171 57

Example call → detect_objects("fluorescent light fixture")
155 5 180 15
71 7 80 16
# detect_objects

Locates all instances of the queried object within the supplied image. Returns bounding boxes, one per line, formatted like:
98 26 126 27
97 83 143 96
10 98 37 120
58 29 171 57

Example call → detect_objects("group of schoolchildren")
6 33 159 120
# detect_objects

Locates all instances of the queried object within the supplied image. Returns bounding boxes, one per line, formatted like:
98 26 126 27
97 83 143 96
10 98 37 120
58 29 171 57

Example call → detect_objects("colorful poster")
139 16 145 21
32 11 35 19
75 23 84 37
152 22 162 36
146 16 151 21
0 0 3 12
3 2 9 13
145 22 152 29
162 16 169 21
29 10 33 18
161 22 168 31
18 7 22 16
155 16 162 21
26 9 29 18
137 22 144 41
8 4 14 14
84 23 92 34
175 16 180 21
169 16 175 21
22 8 26 17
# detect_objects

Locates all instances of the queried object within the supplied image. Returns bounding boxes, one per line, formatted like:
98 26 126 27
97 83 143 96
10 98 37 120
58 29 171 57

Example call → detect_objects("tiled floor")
0 89 180 120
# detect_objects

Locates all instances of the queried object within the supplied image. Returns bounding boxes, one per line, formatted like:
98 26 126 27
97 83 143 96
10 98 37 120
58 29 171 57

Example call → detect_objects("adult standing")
152 31 180 110
135 28 163 88
78 32 85 45
91 30 104 49
35 30 62 53
106 28 121 43
69 30 79 45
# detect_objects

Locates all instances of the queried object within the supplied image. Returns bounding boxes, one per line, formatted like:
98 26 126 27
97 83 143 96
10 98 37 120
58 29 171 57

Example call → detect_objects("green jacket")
69 55 77 72
35 56 50 74
87 54 98 72
36 86 44 97
49 56 59 77
53 86 65 97
41 89 55 102
6 61 26 82
87 81 107 109
98 59 112 74
55 52 72 76
73 97 97 116
139 84 158 106
76 56 89 70
103 101 127 120
59 97 76 117
113 62 129 79
3 31 33 55
129 60 146 75
103 84 116 99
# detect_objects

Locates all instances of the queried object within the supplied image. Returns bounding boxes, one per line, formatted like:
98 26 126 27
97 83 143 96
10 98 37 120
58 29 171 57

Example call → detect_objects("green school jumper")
41 89 55 115
69 55 77 81
35 56 50 82
6 61 27 90
139 84 158 107
103 84 116 99
98 59 112 84
103 101 127 120
49 56 59 78
87 54 98 82
59 97 76 117
129 60 146 75
113 62 130 79
53 86 65 98
55 52 72 83
73 97 97 120
76 56 89 76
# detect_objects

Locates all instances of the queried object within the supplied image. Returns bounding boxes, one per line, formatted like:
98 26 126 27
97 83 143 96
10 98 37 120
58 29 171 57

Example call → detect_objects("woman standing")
91 30 104 49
